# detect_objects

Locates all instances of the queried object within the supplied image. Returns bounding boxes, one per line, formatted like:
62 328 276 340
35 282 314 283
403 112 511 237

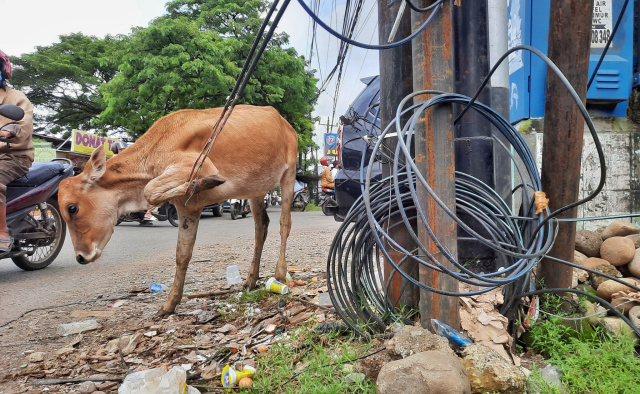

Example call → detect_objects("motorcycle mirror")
0 104 25 121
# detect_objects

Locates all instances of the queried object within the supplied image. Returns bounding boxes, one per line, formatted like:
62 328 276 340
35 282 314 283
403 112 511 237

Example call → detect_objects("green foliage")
254 324 375 393
11 33 123 136
527 295 640 393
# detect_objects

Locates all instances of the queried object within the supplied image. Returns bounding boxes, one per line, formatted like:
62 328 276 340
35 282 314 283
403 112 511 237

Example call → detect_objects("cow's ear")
85 145 107 181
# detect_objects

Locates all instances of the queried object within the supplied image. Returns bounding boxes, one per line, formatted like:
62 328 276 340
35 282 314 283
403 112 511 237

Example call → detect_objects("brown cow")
59 105 298 315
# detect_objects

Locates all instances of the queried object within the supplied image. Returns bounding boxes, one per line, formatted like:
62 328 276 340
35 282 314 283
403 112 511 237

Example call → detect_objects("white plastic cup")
226 265 243 285
265 277 289 294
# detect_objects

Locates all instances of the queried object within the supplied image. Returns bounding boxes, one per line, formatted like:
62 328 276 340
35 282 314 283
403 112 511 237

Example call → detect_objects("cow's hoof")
155 308 173 318
243 279 258 290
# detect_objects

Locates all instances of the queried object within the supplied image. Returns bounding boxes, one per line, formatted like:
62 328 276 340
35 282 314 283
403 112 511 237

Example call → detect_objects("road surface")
0 206 342 326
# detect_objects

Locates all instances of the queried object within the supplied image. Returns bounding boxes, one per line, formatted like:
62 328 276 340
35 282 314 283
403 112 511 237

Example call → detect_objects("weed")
239 288 270 304
254 324 377 393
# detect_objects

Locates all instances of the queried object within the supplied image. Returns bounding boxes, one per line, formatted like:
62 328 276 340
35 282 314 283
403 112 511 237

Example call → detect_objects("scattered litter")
197 309 221 324
265 324 277 334
149 282 169 293
119 365 199 394
59 320 100 336
221 364 256 388
431 318 473 347
316 321 349 335
318 292 334 307
108 299 126 308
256 345 269 353
265 277 289 294
226 265 243 285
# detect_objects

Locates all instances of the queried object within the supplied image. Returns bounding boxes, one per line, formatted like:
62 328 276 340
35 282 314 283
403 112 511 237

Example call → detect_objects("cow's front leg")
157 207 202 316
244 196 269 289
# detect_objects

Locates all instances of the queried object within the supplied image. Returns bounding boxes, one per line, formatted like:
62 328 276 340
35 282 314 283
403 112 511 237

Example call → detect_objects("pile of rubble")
572 220 640 335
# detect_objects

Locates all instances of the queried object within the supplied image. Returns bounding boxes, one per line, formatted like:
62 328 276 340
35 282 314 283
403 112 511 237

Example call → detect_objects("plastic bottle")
150 282 169 292
226 265 243 285
221 365 256 388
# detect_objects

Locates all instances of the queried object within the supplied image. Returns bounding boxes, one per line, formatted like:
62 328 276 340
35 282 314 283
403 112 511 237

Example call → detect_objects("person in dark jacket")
0 50 34 253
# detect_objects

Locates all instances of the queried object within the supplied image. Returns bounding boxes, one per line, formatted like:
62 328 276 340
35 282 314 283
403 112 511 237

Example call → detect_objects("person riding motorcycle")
320 156 335 189
0 50 34 254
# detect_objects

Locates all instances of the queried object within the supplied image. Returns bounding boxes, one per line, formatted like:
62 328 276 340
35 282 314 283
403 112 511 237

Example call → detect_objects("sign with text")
324 133 338 157
592 0 612 48
72 130 119 158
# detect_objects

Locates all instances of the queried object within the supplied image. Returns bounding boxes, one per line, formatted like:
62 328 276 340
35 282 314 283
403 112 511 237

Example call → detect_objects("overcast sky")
1 0 379 144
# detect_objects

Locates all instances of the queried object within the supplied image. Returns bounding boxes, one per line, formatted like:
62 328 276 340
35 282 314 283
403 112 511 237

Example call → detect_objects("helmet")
0 50 11 79
320 157 328 166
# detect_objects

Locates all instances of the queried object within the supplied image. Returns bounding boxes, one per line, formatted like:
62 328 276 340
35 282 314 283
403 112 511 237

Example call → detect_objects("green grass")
254 324 376 393
305 199 322 212
526 295 640 393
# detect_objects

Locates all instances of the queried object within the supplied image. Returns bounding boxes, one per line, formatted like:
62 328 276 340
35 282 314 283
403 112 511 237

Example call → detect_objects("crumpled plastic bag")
118 365 199 394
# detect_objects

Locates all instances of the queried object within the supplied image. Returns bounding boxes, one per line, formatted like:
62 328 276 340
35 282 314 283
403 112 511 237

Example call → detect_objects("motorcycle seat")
8 161 68 187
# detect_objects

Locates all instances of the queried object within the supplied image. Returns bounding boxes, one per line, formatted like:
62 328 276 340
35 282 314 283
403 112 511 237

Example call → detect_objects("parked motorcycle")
116 201 179 227
270 190 281 206
318 187 338 216
1 104 73 270
292 179 309 211
229 198 251 220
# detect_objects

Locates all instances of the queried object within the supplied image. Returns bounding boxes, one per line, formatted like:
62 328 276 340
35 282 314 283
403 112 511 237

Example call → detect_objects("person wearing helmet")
0 50 34 253
320 156 335 189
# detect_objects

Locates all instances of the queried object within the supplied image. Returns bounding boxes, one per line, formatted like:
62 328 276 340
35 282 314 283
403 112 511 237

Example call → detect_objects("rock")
345 372 366 385
626 234 640 248
596 278 638 301
580 300 607 326
355 348 400 380
601 316 637 337
629 306 640 328
628 249 640 278
27 352 46 363
376 351 471 394
461 343 527 394
575 230 602 257
77 381 97 394
574 250 588 265
581 257 610 270
575 268 589 283
600 237 636 266
594 226 607 235
610 292 640 315
590 265 622 290
601 221 640 239
385 325 454 358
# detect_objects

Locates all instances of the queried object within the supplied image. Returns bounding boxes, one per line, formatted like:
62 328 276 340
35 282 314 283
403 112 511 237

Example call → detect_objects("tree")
11 33 122 136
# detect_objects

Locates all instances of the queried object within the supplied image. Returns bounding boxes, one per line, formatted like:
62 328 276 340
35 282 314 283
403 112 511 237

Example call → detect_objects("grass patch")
527 295 640 393
254 324 376 393
239 288 270 304
305 199 322 212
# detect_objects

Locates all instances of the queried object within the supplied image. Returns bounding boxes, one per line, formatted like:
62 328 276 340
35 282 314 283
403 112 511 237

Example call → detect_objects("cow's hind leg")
158 206 203 316
244 196 269 289
275 168 295 282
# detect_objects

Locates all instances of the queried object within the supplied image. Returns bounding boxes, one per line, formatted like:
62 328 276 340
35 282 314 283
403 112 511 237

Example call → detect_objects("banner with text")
72 130 119 158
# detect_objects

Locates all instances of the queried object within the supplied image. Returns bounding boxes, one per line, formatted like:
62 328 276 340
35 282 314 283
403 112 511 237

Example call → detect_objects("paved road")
0 206 341 325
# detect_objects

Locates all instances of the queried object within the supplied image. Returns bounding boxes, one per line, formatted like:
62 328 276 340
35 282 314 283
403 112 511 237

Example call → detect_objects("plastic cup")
265 277 289 294
226 265 243 285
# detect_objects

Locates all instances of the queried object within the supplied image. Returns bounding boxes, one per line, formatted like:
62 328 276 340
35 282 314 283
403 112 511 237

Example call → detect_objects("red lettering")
75 132 83 146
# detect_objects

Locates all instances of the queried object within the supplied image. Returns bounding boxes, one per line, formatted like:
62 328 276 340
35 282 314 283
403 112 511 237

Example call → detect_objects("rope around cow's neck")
185 0 291 204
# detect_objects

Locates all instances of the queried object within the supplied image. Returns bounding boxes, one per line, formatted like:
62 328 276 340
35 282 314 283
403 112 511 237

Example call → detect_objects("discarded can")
221 364 256 388
285 272 293 284
430 318 473 347
265 277 289 294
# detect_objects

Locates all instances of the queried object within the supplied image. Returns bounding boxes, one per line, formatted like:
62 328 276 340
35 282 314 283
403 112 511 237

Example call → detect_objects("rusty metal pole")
378 0 419 310
539 1 594 289
411 0 459 330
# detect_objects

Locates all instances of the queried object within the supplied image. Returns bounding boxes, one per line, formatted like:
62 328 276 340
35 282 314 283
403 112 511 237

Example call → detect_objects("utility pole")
539 1 594 289
412 0 459 330
378 0 418 310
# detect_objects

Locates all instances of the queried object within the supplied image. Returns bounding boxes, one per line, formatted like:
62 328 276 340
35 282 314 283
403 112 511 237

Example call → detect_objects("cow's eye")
68 204 78 215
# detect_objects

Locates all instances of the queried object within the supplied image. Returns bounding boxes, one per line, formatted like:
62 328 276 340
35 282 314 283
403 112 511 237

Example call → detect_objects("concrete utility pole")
539 1 594 289
378 0 418 310
411 0 459 330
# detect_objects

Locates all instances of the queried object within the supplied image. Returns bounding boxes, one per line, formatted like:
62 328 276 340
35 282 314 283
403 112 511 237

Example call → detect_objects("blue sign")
324 133 338 156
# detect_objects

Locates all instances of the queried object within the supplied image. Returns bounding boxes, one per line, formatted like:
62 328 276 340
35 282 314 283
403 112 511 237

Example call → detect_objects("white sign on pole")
592 0 613 48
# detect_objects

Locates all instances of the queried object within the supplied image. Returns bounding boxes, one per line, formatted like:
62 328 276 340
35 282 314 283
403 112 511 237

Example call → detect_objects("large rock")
385 325 454 358
626 234 640 248
581 257 610 270
600 316 637 337
461 343 526 394
355 348 400 380
575 230 602 257
600 237 636 266
601 221 640 239
596 278 638 301
629 306 640 328
628 249 640 278
590 264 622 290
573 250 588 265
376 351 471 394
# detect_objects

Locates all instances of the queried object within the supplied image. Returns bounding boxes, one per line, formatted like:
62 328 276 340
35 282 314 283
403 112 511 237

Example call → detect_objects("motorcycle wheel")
271 198 277 206
321 198 335 216
230 203 240 220
213 204 224 217
167 204 179 227
293 194 308 212
11 198 66 271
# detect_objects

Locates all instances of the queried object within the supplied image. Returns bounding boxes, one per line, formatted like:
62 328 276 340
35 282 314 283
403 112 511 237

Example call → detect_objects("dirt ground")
0 225 339 393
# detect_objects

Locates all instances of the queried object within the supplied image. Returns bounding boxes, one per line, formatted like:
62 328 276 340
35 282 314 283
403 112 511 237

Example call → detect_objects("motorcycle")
116 201 179 227
229 198 251 220
318 187 338 216
292 179 309 211
270 190 281 206
1 104 74 270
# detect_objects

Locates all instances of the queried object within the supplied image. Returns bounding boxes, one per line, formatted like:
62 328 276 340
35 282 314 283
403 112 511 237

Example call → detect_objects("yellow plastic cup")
265 277 289 294
221 365 256 388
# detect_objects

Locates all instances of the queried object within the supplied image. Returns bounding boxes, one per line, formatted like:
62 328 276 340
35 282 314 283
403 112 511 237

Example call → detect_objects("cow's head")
59 146 120 264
